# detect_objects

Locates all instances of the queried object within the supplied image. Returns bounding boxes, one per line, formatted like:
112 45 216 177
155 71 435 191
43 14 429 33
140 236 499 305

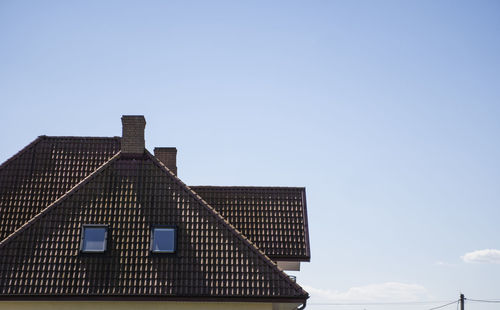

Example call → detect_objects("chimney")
154 147 177 175
121 115 146 156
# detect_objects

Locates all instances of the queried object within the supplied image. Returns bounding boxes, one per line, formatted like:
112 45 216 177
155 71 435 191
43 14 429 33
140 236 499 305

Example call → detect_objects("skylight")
151 226 176 253
80 225 108 253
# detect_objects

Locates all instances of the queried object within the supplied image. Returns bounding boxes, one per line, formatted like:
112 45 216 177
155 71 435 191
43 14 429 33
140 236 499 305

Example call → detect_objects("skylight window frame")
150 225 177 254
80 224 109 254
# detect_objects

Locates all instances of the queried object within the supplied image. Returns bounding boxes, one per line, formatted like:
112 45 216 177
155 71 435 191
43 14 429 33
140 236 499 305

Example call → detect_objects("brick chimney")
121 115 146 156
154 147 177 175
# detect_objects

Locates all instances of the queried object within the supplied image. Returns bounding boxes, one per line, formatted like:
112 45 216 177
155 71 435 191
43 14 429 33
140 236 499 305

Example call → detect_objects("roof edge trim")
37 136 122 140
0 295 308 303
190 185 306 190
0 136 43 172
269 255 311 262
301 188 311 259
0 151 122 249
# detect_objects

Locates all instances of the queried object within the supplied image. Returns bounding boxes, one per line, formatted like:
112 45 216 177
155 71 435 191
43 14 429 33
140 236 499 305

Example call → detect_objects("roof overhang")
0 295 308 303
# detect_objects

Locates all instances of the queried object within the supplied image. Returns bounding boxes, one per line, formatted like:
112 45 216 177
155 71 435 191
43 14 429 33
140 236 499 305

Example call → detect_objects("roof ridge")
40 136 121 140
0 136 43 172
0 151 122 250
190 185 306 190
146 151 308 297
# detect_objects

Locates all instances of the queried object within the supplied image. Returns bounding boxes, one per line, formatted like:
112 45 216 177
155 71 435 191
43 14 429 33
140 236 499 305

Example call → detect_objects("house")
0 116 310 310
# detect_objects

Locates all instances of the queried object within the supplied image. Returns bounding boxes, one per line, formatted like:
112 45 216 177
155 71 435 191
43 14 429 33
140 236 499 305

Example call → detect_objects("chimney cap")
121 115 146 122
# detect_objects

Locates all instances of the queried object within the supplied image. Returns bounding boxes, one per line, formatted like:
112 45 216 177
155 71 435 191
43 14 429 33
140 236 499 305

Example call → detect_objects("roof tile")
0 137 120 240
0 154 307 299
191 186 310 260
0 137 310 262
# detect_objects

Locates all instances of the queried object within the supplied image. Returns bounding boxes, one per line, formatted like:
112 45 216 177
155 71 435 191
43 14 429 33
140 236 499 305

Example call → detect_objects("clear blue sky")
1 1 500 309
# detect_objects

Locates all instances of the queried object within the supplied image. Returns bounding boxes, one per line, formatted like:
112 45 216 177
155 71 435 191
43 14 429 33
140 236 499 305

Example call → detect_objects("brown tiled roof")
191 186 310 261
0 152 307 300
0 137 310 262
0 136 120 240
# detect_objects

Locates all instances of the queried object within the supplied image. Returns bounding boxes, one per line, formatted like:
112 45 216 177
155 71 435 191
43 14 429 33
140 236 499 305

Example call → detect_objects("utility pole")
460 293 465 310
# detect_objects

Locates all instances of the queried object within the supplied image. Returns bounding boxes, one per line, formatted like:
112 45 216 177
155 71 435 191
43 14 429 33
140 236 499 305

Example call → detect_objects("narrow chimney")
121 115 146 156
154 147 177 175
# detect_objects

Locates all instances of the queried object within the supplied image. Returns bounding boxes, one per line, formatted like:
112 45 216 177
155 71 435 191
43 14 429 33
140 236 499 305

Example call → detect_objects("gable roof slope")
0 152 307 301
191 186 310 261
0 136 120 240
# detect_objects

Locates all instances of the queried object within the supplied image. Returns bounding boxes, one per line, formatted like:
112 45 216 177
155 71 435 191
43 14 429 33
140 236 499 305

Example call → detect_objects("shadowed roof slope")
0 136 120 240
0 153 307 300
191 186 310 261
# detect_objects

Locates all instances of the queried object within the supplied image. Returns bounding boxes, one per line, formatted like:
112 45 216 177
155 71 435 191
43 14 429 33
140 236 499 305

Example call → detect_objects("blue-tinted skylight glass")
152 228 176 253
82 227 107 252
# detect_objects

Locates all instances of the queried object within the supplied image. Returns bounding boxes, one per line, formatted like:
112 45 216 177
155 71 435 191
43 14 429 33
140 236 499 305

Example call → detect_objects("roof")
0 152 307 300
191 186 310 261
0 136 310 262
0 136 120 240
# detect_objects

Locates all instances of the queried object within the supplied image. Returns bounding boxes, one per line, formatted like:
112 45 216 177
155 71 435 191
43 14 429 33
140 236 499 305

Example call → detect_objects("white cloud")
303 282 431 303
435 261 457 267
462 249 500 264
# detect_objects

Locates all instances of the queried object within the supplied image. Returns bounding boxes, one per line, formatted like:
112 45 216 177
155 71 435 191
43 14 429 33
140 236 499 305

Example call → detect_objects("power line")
308 294 500 308
307 294 500 309
467 298 500 303
307 300 456 306
428 300 459 310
